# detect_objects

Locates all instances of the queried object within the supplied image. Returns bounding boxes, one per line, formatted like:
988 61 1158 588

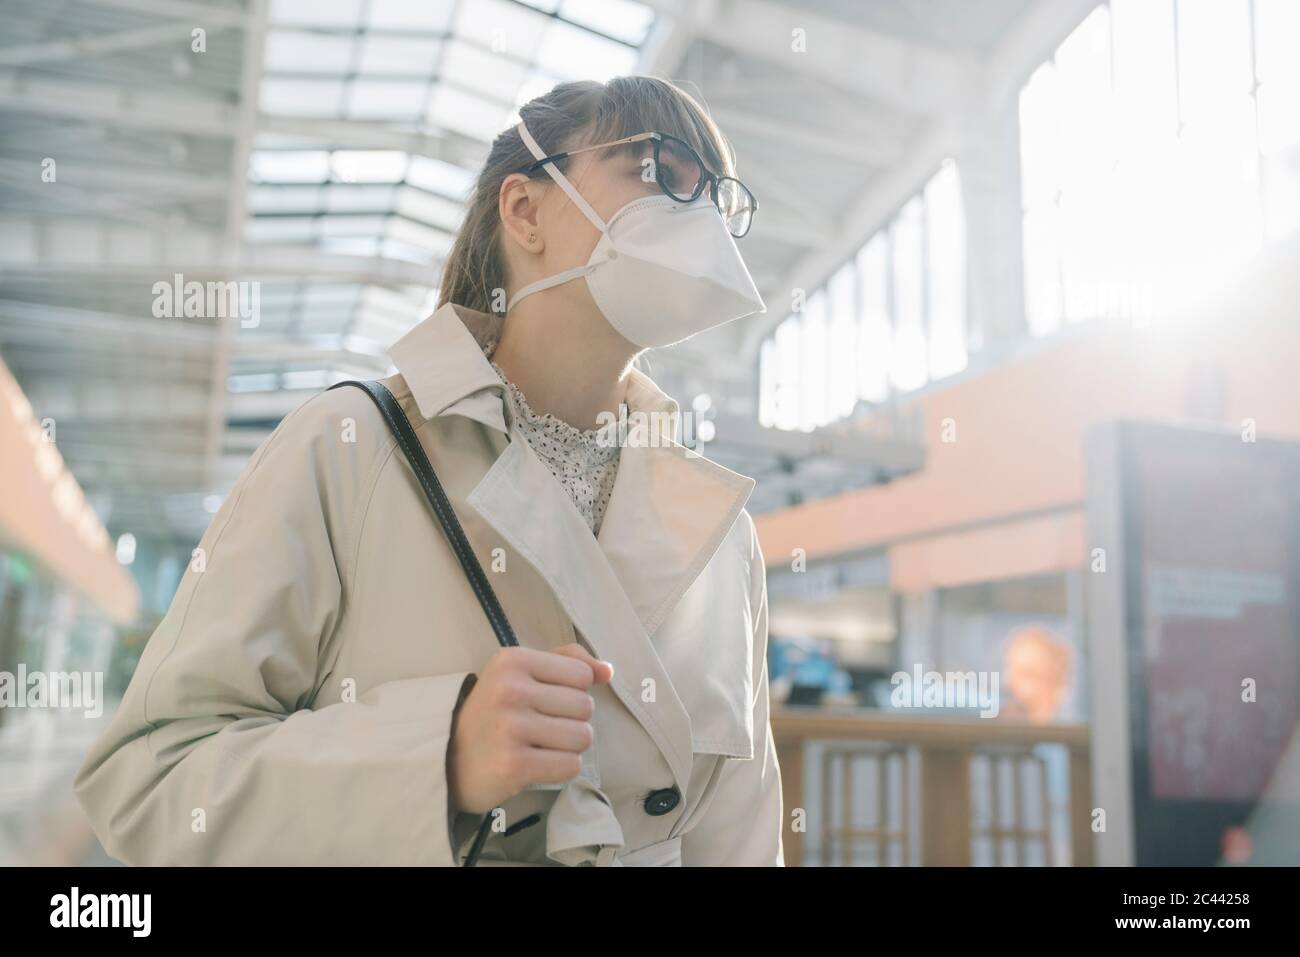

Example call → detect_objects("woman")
75 76 784 867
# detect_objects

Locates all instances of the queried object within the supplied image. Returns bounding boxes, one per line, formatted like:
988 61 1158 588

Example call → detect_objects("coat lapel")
594 378 756 638
468 437 701 791
388 303 757 797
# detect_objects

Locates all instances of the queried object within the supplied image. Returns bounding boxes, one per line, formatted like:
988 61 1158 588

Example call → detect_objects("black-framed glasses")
520 130 758 238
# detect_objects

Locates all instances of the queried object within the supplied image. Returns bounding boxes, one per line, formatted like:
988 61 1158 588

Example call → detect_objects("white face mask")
505 119 767 349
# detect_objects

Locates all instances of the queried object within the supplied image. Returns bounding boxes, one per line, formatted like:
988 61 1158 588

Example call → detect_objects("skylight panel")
264 30 356 73
356 35 442 76
385 216 448 253
270 0 365 28
396 185 464 231
406 155 475 198
323 183 397 214
559 0 654 46
249 184 325 215
359 284 420 316
316 214 387 237
250 150 331 183
535 19 638 81
244 218 319 243
455 0 550 62
514 67 565 110
441 37 528 104
330 150 409 184
366 0 456 32
345 78 429 120
319 236 382 257
261 77 346 116
427 84 512 142
304 284 362 308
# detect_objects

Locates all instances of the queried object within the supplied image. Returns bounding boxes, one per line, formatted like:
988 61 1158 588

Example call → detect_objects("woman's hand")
447 643 614 815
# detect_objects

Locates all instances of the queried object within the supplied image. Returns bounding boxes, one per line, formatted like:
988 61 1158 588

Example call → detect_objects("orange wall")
0 354 139 623
889 509 1088 592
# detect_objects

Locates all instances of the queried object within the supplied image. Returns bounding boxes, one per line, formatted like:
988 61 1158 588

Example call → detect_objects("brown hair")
437 75 736 315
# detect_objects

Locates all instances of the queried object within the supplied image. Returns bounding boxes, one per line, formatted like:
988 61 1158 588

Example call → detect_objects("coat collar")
387 302 757 791
389 300 690 448
388 302 510 433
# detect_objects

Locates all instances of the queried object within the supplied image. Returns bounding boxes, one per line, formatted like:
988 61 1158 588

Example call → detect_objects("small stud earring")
528 233 536 244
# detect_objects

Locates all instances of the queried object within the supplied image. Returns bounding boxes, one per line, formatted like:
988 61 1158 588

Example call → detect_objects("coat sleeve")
74 390 475 866
680 516 785 866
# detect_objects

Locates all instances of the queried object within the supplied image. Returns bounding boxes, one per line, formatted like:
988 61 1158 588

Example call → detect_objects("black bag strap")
327 379 515 868
328 379 519 650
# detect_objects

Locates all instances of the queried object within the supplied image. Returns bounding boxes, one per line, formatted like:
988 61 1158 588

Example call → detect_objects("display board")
1086 421 1300 865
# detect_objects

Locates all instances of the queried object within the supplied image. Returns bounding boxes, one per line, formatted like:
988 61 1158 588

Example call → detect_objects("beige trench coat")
75 301 784 866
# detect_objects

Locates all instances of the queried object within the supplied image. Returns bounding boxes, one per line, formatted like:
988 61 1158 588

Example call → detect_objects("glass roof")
240 0 655 387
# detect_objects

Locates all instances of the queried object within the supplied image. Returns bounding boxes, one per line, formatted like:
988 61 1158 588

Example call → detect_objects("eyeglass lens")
716 177 754 238
640 134 756 237
654 137 707 202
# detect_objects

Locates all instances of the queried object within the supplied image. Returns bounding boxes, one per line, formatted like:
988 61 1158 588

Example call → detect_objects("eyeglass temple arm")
523 132 659 173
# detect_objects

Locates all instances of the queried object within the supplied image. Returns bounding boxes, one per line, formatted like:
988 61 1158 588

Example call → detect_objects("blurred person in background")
999 624 1073 725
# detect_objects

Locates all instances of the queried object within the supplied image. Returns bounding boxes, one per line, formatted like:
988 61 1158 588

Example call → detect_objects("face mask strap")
506 260 603 313
516 119 609 237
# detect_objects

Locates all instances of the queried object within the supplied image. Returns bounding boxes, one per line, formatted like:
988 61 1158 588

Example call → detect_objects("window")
1255 0 1300 239
758 164 968 429
827 266 859 422
1019 0 1300 334
856 234 891 404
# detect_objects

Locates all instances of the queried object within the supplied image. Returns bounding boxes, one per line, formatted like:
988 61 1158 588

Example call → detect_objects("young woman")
76 76 784 867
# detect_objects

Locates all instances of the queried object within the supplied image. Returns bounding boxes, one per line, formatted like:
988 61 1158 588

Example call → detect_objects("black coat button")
644 787 680 816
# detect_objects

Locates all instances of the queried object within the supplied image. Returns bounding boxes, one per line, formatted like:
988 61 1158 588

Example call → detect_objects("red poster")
1139 444 1299 802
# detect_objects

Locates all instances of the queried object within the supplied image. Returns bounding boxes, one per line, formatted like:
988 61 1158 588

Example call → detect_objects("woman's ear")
499 172 545 254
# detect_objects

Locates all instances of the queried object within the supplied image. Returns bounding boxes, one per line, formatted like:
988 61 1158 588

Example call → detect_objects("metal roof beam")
79 0 251 29
0 158 230 198
0 22 236 67
985 0 1101 107
640 0 982 116
709 105 904 169
205 0 268 488
0 217 434 285
0 300 215 350
257 114 487 167
0 71 240 137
